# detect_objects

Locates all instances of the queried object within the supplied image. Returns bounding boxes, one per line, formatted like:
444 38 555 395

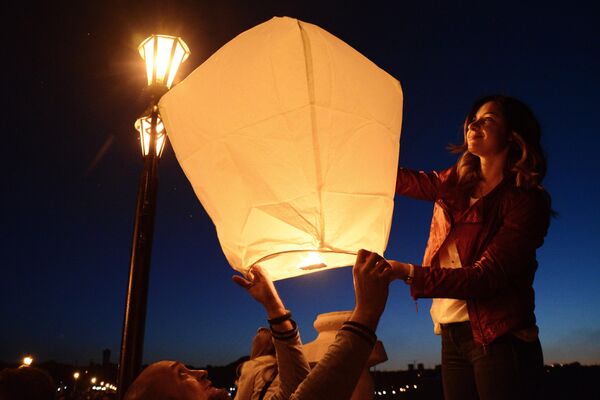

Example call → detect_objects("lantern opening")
249 249 357 280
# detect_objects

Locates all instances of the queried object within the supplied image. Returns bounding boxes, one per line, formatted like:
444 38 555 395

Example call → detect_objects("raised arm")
233 266 310 397
234 250 393 400
232 266 292 330
286 250 392 400
389 189 551 300
396 167 445 201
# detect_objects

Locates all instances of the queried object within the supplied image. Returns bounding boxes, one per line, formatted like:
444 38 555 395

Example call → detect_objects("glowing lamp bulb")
135 113 167 157
22 356 33 366
138 34 190 88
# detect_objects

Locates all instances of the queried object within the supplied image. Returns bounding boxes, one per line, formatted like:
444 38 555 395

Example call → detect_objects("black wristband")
342 321 377 346
268 310 292 325
344 320 377 341
271 320 298 341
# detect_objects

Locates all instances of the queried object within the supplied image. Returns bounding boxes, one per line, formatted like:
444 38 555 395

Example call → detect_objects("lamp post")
73 372 80 395
117 34 189 399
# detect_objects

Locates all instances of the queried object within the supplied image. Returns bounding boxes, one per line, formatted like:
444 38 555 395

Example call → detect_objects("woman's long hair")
250 327 275 359
449 95 547 191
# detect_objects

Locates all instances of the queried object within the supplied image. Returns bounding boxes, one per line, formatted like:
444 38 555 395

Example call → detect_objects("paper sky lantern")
159 17 403 280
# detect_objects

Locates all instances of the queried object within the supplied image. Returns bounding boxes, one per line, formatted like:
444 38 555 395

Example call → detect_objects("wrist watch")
404 264 414 284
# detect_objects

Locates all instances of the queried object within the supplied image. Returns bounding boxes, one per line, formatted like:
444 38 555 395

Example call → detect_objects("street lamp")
134 113 167 157
138 34 190 89
73 372 80 395
22 356 33 367
117 34 190 398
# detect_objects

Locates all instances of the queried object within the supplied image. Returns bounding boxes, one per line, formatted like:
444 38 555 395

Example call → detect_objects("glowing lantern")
138 35 190 88
159 17 403 280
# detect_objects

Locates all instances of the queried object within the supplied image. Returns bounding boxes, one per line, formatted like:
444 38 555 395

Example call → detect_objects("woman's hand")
232 265 287 320
387 260 413 281
350 249 393 331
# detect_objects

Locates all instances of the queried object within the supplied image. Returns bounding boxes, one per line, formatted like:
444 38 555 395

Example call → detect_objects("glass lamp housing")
135 115 166 157
138 34 190 88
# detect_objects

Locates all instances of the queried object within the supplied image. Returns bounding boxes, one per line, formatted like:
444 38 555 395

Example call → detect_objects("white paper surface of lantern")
159 17 403 280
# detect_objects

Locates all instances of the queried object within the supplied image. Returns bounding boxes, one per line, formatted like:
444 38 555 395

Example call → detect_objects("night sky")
3 0 599 370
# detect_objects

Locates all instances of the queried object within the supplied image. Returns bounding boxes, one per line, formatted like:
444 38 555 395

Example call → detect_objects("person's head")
0 366 56 400
250 327 275 359
123 361 229 400
451 95 547 189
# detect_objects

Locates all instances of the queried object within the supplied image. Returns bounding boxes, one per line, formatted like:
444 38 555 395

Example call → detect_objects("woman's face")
466 101 511 159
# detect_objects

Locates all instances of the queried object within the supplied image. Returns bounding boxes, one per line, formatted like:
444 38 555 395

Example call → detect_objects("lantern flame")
299 252 327 270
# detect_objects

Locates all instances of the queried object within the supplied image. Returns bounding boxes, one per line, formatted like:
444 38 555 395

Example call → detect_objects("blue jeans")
441 321 543 400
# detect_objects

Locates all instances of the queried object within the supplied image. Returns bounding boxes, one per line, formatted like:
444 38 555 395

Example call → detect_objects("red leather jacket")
396 167 551 346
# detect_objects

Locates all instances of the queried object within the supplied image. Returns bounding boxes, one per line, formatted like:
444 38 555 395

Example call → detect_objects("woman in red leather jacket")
390 95 551 400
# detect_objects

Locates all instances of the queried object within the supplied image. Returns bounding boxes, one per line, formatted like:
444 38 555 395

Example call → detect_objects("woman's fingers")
232 275 253 289
365 251 381 268
365 252 389 276
387 260 410 280
356 249 370 264
376 259 392 275
354 249 390 280
354 249 389 274
249 265 267 281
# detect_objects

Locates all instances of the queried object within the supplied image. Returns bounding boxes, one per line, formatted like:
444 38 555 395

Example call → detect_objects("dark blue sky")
3 0 599 369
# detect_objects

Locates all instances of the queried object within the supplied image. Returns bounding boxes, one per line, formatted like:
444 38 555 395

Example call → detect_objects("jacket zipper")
439 198 489 353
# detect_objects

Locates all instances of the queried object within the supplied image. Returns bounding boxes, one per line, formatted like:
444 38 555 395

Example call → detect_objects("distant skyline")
3 0 599 370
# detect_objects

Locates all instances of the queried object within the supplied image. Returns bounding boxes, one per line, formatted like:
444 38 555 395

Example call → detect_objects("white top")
430 238 470 335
